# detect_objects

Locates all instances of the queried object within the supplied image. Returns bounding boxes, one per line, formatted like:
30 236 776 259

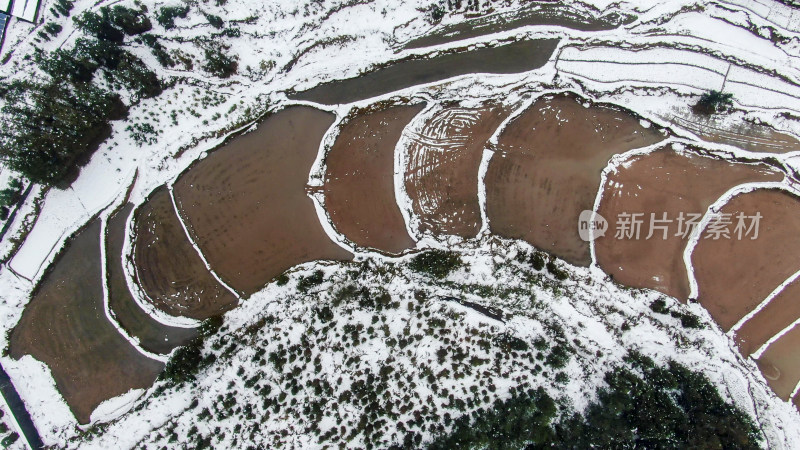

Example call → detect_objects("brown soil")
692 189 800 331
9 220 164 424
132 187 237 319
735 276 800 357
594 147 781 300
173 106 353 296
107 204 197 354
324 104 423 254
485 94 663 266
404 105 509 238
756 324 800 400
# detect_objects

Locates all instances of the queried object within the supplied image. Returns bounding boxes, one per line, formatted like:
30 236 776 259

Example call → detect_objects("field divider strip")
752 318 800 361
478 93 535 236
99 214 168 363
167 184 242 300
303 108 359 254
683 182 800 301
394 99 438 242
729 268 800 335
589 138 677 266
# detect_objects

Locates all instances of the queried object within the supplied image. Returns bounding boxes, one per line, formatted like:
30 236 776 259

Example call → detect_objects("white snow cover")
0 0 798 445
10 0 37 23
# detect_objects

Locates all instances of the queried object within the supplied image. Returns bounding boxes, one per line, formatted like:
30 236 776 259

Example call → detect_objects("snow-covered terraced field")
2 0 800 446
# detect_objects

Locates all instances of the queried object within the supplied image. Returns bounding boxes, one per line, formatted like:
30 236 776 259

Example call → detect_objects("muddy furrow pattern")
404 105 509 238
107 204 197 354
486 94 664 266
133 187 237 320
173 106 353 296
324 104 423 254
9 220 164 424
594 147 782 300
692 189 800 331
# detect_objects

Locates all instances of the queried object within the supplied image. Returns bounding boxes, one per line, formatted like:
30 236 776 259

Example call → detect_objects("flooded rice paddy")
404 104 509 238
289 39 558 105
594 147 782 300
757 325 800 400
324 104 423 253
106 204 197 355
485 94 663 266
133 187 237 320
736 274 800 357
691 189 800 331
10 220 163 424
172 106 353 296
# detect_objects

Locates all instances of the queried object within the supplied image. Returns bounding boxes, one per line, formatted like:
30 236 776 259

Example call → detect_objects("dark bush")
0 432 18 447
160 339 204 383
428 387 556 448
157 5 190 29
199 315 224 337
74 10 124 42
109 5 152 35
203 46 238 78
530 252 546 271
554 352 761 448
428 4 446 24
694 90 734 115
141 34 175 67
44 22 63 36
206 14 223 29
670 310 703 329
297 270 324 292
546 260 569 281
0 80 125 185
408 250 462 279
649 298 669 314
38 48 98 83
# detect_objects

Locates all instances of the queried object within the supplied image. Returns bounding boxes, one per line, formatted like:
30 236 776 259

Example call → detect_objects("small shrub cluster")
297 270 324 293
409 250 462 279
160 316 224 383
650 299 703 329
156 5 190 29
693 90 734 115
546 260 569 281
203 45 238 78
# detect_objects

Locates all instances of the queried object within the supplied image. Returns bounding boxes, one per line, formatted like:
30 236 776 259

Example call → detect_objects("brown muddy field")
324 104 423 254
9 220 163 424
736 275 800 357
133 187 237 319
107 204 197 354
404 105 509 238
692 189 800 331
594 147 782 300
290 39 558 105
485 94 663 266
756 324 800 400
173 106 353 295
